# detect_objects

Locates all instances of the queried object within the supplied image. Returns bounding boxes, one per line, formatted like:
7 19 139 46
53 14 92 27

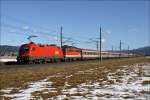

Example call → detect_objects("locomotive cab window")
20 46 29 52
32 47 36 51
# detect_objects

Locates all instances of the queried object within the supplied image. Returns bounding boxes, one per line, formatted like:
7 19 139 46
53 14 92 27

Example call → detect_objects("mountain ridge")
0 45 150 56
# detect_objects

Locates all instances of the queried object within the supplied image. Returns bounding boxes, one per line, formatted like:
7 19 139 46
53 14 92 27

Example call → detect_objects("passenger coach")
81 49 99 60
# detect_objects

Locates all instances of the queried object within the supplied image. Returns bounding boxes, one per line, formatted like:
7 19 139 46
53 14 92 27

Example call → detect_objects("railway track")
0 56 136 68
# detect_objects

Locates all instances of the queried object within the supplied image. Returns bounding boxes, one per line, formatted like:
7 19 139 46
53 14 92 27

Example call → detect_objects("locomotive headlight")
55 51 59 55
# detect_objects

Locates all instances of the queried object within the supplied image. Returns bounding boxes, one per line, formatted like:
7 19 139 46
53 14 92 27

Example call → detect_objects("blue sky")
1 0 149 50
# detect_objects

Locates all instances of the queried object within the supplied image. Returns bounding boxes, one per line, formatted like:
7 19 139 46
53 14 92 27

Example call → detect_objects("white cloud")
33 30 37 33
54 37 59 40
102 38 106 43
10 30 15 32
102 29 111 35
105 30 111 34
23 26 29 30
128 28 139 32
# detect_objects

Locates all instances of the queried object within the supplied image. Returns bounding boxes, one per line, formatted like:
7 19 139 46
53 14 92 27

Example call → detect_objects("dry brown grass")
0 57 149 92
0 96 13 100
31 90 60 99
142 80 150 85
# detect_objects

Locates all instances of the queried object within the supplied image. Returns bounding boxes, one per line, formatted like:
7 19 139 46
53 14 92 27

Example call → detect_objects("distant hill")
0 45 150 56
115 46 150 56
0 45 19 56
133 46 150 56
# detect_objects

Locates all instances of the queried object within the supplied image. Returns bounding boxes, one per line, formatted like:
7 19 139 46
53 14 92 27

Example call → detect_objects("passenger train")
17 42 130 64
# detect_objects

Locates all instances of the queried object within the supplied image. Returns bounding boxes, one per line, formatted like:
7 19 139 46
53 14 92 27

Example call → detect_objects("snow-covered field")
1 63 150 100
0 58 17 62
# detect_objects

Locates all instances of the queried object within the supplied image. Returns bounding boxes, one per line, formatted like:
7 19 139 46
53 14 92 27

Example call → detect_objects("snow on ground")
0 58 17 62
1 78 53 100
52 63 150 100
1 63 150 100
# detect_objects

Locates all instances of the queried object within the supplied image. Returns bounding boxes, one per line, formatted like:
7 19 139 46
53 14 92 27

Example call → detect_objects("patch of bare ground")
142 80 150 85
31 89 60 100
140 90 150 94
31 89 89 100
0 96 13 100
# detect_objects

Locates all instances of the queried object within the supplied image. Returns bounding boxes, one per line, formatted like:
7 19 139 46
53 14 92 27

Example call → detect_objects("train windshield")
20 46 29 52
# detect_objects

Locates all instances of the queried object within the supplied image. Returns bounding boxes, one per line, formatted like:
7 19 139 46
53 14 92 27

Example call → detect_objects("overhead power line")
2 23 59 37
2 15 60 35
2 16 109 49
2 23 64 39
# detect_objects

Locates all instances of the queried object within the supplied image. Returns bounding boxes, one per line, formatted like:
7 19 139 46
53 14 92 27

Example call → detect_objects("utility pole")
128 45 130 57
96 40 99 51
112 45 114 52
99 27 102 61
119 40 122 57
132 49 135 56
60 26 63 47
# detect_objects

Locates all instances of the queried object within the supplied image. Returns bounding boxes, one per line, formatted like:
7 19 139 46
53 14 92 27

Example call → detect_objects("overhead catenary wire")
2 15 60 35
2 16 90 44
2 23 59 37
2 16 98 46
2 16 110 49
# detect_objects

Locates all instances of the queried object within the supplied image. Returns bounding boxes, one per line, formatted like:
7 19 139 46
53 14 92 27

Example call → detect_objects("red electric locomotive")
17 42 63 63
